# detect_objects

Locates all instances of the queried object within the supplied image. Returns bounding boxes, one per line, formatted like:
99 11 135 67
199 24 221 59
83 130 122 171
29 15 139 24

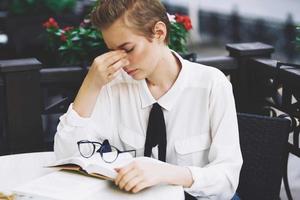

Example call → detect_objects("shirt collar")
138 51 187 111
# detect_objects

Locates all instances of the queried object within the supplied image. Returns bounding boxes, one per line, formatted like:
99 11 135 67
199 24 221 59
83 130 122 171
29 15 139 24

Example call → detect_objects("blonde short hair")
90 0 170 44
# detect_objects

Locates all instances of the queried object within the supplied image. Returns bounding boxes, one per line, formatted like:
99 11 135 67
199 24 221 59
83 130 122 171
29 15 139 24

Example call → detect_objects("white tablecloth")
0 152 184 200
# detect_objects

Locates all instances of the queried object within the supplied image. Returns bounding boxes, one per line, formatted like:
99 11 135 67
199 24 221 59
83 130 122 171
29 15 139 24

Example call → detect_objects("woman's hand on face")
72 50 129 117
114 157 167 193
88 50 129 88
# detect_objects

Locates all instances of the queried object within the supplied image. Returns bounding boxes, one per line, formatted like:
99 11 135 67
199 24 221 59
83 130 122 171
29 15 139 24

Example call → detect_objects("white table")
0 152 184 200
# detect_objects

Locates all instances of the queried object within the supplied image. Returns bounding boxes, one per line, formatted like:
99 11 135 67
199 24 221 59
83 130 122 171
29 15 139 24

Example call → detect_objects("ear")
153 21 167 43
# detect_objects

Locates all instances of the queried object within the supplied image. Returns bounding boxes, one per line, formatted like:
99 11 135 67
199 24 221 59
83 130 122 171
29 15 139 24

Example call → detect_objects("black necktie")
144 103 167 162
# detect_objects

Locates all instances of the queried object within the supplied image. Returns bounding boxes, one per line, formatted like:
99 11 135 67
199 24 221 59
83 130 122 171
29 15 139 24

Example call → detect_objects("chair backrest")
236 113 290 200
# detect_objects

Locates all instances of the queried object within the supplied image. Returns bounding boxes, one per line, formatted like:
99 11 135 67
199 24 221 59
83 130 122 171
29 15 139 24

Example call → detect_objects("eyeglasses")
77 139 136 163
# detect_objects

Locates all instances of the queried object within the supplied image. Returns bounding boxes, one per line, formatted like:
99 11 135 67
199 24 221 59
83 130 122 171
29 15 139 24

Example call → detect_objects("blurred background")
0 0 300 62
0 0 299 63
162 0 300 63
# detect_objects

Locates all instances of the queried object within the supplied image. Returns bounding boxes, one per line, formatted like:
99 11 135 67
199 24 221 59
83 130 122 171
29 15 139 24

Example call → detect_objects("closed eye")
125 47 134 53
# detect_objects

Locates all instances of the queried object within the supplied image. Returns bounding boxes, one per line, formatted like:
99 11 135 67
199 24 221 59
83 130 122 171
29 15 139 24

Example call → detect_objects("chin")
131 72 146 80
131 75 145 80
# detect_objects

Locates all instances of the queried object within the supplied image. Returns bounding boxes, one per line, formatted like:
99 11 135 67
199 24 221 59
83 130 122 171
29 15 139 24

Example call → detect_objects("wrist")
161 163 193 188
85 72 105 90
73 77 103 117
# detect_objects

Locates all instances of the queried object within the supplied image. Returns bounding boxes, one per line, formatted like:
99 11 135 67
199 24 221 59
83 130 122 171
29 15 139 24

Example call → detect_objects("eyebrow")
108 42 131 51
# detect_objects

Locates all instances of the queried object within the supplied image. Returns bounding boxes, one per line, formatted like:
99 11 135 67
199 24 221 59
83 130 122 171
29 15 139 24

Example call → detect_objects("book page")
49 152 134 179
50 156 92 169
13 171 107 200
84 152 134 179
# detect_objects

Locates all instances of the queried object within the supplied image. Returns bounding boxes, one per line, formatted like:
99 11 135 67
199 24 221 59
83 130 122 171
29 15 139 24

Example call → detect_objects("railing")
0 58 44 154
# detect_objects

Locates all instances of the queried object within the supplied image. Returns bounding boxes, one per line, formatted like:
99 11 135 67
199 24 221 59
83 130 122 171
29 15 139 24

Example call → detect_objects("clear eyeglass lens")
79 142 95 158
101 146 118 163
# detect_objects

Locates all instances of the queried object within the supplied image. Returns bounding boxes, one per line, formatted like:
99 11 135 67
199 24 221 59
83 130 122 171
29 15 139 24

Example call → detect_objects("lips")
124 68 138 75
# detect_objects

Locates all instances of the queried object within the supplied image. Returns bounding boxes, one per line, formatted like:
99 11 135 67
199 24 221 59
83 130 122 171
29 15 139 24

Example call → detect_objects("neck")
146 48 181 93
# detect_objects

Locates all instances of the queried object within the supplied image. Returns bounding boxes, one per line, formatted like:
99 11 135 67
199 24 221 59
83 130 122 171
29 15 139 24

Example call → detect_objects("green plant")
42 12 192 66
10 0 76 16
168 13 193 53
43 17 107 66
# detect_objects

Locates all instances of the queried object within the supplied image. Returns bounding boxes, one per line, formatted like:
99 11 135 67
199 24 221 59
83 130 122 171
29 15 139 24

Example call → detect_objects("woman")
54 0 243 199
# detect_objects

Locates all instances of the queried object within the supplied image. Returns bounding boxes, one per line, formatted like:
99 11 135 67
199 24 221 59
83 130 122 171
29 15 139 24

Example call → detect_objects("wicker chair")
236 113 290 200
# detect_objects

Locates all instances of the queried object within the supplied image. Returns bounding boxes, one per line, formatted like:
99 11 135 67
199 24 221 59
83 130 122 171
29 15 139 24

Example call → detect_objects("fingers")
103 52 127 67
99 50 126 65
132 181 148 193
90 50 130 86
107 69 121 81
115 159 159 193
124 176 143 192
118 169 139 190
116 167 147 193
115 164 134 186
96 50 127 68
107 58 129 75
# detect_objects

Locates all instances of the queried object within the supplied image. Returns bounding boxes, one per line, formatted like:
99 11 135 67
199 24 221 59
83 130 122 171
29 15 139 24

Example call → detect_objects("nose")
123 59 131 70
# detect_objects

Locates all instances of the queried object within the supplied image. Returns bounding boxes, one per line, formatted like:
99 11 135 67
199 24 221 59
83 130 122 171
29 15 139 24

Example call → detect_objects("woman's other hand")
114 157 193 193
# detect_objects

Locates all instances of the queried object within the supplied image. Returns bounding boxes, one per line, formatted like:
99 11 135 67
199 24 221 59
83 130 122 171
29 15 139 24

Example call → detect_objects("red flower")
175 14 193 31
63 26 74 32
43 17 59 29
60 34 67 42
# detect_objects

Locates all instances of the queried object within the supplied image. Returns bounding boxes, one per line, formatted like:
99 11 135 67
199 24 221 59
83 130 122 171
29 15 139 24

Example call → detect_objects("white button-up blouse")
54 52 243 199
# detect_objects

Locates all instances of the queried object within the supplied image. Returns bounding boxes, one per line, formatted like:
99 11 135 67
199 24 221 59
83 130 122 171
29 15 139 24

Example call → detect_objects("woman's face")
101 17 164 80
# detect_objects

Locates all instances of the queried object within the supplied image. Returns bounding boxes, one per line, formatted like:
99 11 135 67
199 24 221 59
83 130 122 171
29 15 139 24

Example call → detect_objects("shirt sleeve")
54 85 113 160
184 71 243 199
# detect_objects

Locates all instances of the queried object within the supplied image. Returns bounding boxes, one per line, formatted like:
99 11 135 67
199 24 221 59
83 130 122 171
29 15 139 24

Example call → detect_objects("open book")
48 153 133 180
13 170 184 200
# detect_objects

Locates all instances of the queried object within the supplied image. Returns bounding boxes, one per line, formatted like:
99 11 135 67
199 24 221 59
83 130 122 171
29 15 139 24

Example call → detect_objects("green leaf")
71 36 80 41
58 45 68 51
